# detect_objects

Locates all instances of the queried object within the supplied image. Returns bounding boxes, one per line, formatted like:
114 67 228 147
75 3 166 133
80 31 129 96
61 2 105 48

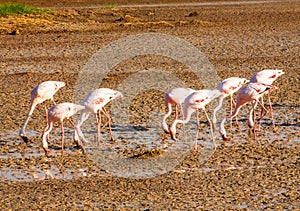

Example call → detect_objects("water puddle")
0 104 298 182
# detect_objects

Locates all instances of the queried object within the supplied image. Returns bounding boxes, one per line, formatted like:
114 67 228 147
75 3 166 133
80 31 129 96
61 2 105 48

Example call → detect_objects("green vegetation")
0 3 54 16
103 3 116 9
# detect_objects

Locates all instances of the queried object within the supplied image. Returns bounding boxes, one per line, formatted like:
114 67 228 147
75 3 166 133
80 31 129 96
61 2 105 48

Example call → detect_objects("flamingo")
42 102 85 156
74 88 123 146
162 87 195 134
212 77 249 129
250 69 284 132
220 82 278 141
19 81 65 143
169 89 221 150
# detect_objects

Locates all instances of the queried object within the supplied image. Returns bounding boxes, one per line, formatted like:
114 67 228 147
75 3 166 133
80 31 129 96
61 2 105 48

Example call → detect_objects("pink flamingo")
74 88 123 146
169 89 221 150
250 69 284 132
42 102 85 156
212 77 249 129
19 81 65 143
162 87 195 134
220 83 278 141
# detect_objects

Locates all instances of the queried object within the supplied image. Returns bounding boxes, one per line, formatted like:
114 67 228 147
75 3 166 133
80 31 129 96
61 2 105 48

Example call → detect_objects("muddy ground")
0 0 299 210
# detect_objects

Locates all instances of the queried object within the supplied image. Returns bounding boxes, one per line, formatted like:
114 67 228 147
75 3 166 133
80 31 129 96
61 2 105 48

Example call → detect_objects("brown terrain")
0 0 299 210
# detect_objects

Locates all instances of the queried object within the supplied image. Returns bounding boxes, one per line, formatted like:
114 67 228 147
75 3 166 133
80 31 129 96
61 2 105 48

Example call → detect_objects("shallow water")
0 105 298 182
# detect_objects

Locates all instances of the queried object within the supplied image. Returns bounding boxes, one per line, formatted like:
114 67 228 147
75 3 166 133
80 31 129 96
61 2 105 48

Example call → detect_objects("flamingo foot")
20 134 30 143
163 128 170 134
248 128 256 140
170 131 178 141
193 144 197 151
44 149 51 157
79 145 85 154
221 134 231 141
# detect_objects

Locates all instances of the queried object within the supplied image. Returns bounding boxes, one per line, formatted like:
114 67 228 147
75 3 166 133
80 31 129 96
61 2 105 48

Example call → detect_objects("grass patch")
0 3 54 16
103 3 116 9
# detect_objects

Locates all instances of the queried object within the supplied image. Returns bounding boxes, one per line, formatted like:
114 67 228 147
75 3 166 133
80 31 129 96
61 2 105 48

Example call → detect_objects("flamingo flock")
20 69 283 156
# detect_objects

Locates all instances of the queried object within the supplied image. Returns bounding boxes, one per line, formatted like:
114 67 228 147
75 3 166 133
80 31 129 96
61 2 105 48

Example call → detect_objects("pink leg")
256 97 264 132
232 99 239 129
267 92 276 132
102 107 114 142
61 121 64 155
202 108 216 149
252 106 257 140
97 112 101 148
230 95 233 131
194 109 200 151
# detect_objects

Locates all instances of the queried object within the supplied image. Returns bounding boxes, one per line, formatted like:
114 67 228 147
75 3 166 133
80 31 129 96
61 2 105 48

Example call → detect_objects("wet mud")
0 0 299 210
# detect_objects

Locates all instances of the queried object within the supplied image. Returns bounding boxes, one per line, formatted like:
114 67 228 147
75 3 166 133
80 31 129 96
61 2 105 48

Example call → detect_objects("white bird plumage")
162 87 195 134
220 82 278 141
249 69 284 132
42 102 85 156
74 88 123 145
169 89 221 150
19 81 65 142
213 77 249 129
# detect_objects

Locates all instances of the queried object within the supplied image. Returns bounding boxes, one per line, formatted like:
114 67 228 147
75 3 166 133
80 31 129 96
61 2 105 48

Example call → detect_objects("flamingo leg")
179 103 186 136
203 108 216 150
232 99 239 129
252 102 257 140
229 95 233 131
96 112 101 148
267 92 276 132
61 120 65 155
174 104 179 120
102 107 114 142
257 97 264 132
194 109 200 151
51 98 56 105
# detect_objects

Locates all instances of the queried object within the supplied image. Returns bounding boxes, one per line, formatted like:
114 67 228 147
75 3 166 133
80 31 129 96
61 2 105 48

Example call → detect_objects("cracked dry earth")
0 0 299 210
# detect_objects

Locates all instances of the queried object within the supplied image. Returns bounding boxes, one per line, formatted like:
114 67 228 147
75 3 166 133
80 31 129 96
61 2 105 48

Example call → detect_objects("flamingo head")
241 78 250 85
275 69 284 77
55 81 66 89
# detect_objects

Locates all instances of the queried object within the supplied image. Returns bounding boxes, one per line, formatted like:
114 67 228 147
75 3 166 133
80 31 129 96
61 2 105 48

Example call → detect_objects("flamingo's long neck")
42 121 53 151
230 98 248 119
19 102 38 136
213 95 225 124
170 107 195 140
162 103 173 133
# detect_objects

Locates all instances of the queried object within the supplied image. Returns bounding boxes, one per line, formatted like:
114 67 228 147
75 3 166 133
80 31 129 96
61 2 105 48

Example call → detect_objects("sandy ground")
0 0 299 210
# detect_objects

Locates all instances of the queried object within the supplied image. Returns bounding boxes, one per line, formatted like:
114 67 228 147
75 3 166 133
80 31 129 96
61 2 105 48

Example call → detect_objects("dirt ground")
0 0 299 210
